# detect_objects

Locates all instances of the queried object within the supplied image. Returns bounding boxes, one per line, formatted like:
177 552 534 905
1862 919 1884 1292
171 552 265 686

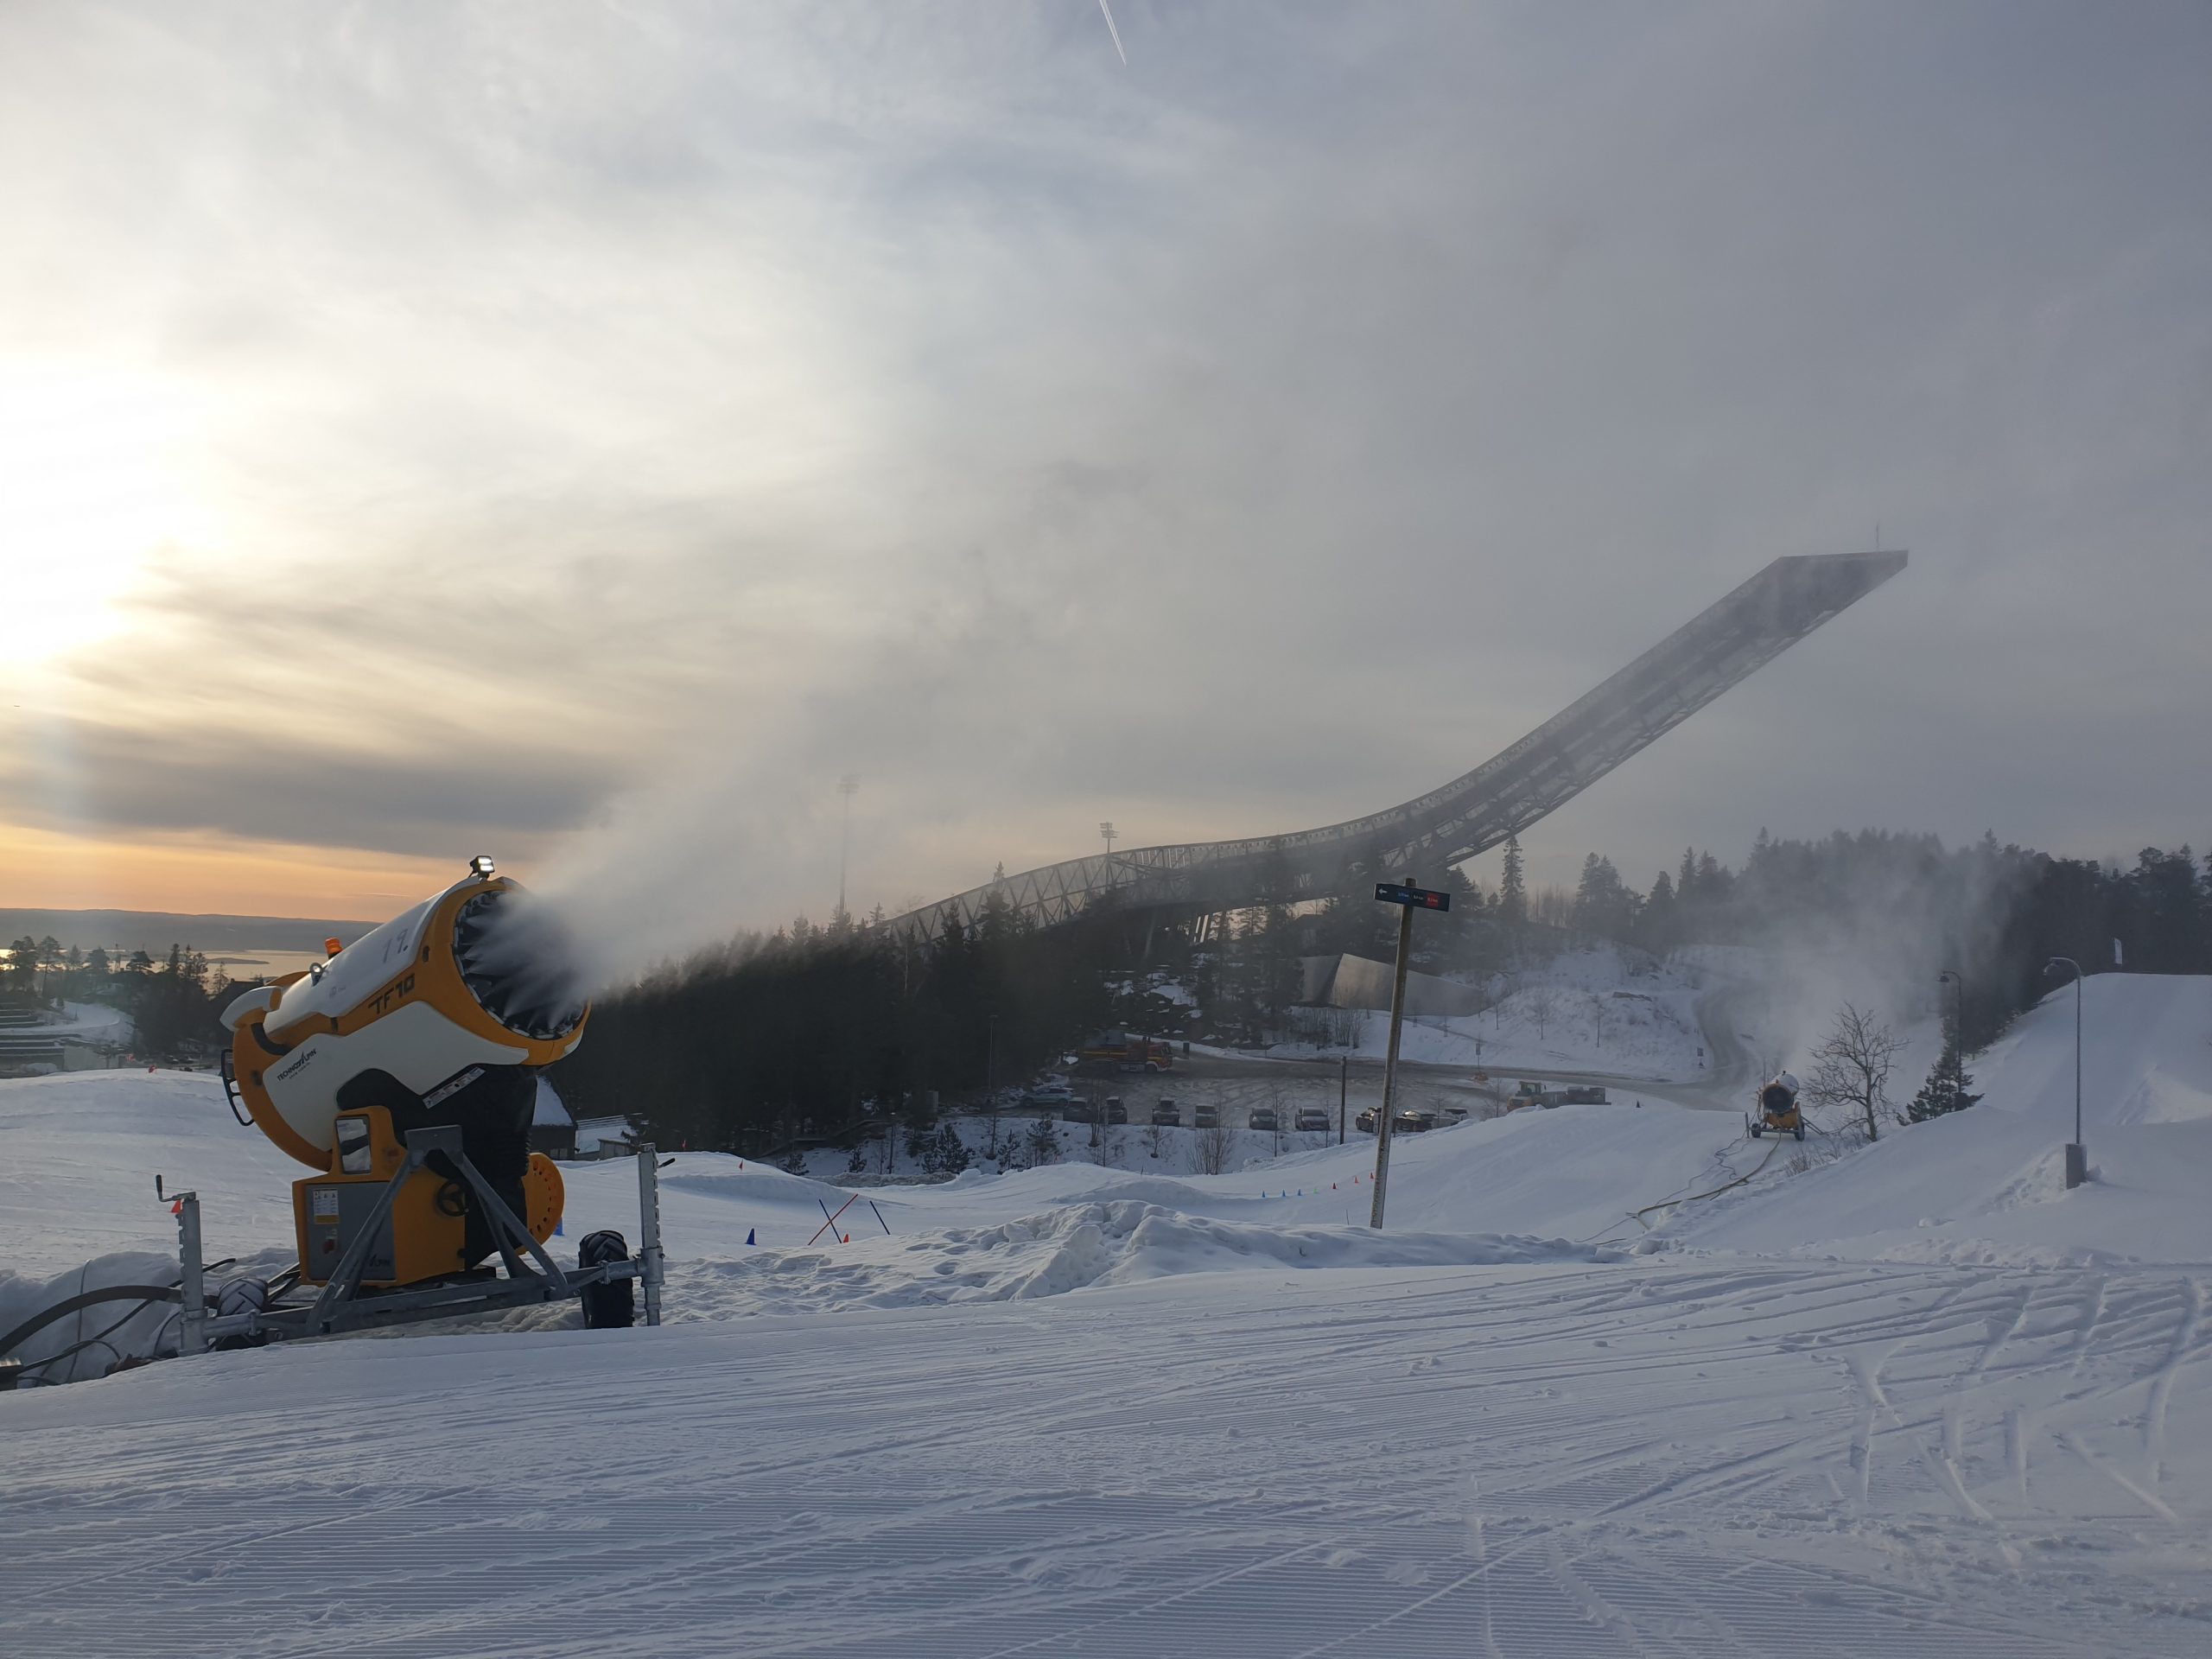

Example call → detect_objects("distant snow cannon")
220 857 589 1286
1751 1071 1804 1141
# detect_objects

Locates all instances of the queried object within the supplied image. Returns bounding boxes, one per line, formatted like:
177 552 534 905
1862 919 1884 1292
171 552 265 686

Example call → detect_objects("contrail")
1097 0 1126 65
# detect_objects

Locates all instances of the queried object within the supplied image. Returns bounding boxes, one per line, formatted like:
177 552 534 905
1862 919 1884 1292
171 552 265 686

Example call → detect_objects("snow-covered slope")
5 978 2211 1654
1672 975 2212 1265
0 1069 302 1279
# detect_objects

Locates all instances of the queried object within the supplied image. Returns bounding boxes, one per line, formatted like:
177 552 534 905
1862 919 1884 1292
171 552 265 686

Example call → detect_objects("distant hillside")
0 908 378 957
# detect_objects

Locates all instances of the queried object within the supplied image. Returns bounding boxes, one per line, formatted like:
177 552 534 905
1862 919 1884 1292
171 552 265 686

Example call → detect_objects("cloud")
2 1 2208 934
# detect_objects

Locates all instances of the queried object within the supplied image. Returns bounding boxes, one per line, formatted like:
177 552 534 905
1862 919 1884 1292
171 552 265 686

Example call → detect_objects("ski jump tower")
889 550 1906 947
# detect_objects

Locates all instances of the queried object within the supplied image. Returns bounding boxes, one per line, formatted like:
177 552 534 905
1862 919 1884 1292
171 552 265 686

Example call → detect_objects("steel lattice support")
887 550 1906 947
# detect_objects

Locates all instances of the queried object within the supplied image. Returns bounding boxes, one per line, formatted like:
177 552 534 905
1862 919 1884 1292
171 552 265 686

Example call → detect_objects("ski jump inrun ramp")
889 550 1907 945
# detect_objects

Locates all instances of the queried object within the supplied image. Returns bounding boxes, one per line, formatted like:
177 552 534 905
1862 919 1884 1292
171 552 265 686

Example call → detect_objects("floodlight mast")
837 774 861 919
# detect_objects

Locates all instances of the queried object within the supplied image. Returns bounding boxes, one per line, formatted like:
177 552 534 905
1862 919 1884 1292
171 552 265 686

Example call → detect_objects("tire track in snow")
1966 1285 2034 1379
2063 1274 2106 1377
1842 1347 1893 1512
2144 1276 2203 1491
2059 1430 2180 1525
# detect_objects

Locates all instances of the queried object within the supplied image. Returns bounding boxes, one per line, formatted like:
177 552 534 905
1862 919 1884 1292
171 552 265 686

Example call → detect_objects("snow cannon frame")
158 1135 666 1349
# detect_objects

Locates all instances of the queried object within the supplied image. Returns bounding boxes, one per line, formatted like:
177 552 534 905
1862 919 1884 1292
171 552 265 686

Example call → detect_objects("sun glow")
0 365 208 666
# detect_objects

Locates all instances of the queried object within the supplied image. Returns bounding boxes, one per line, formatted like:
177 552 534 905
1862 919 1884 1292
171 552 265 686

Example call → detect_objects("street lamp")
2045 957 2085 1188
1099 821 1117 860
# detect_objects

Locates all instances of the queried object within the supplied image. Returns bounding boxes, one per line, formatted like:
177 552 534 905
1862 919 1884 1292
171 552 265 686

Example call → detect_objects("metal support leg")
457 1154 572 1295
637 1144 664 1328
306 1153 422 1332
174 1192 207 1357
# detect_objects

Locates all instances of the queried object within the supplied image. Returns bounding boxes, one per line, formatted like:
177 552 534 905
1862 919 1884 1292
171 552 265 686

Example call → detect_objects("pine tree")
1499 835 1528 925
1640 869 1678 950
1907 1037 1980 1122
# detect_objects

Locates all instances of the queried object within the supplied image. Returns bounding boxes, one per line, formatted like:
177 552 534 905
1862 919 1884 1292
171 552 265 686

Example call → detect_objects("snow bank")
681 1200 1620 1316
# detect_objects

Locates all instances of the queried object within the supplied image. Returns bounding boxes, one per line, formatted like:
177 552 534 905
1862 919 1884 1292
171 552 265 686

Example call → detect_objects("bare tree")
1491 969 1522 1030
1524 984 1560 1040
1193 1120 1235 1176
1141 1120 1169 1160
1806 1002 1907 1143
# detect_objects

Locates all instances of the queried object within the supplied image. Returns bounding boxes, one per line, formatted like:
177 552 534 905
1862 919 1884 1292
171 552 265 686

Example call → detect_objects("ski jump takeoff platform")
890 549 1907 944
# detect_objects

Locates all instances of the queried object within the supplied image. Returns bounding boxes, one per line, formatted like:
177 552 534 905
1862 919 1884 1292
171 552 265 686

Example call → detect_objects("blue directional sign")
1375 881 1450 912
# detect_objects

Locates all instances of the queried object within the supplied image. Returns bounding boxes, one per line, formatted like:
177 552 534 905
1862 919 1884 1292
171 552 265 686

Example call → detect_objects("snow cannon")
219 857 588 1287
1751 1071 1805 1141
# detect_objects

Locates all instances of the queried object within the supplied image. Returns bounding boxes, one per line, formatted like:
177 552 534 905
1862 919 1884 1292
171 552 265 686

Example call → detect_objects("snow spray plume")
1703 833 2034 1084
450 886 590 1040
521 585 1053 995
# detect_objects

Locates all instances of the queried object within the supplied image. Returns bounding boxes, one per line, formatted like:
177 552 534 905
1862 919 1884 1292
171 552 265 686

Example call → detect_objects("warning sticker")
312 1187 340 1219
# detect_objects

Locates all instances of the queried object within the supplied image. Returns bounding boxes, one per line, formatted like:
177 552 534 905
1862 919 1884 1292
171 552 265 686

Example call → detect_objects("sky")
2 1 2207 947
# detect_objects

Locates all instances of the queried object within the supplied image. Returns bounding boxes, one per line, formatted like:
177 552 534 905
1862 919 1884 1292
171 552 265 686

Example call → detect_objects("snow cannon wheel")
1750 1122 1763 1138
578 1230 635 1330
1793 1125 1805 1141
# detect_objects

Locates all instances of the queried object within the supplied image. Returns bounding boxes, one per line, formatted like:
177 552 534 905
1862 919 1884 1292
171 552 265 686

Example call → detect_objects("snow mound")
686 1201 1620 1316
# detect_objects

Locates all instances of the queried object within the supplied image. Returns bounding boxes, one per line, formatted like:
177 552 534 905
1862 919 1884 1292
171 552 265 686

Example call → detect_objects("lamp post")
2045 957 2085 1188
836 774 860 921
1099 821 1117 861
1368 877 1450 1228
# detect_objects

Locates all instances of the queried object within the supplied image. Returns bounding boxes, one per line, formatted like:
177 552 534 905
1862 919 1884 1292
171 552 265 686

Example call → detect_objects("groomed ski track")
5 1257 2207 1656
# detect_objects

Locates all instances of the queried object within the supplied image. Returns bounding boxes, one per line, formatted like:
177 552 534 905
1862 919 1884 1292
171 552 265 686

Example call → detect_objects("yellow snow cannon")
1751 1071 1805 1141
219 857 588 1287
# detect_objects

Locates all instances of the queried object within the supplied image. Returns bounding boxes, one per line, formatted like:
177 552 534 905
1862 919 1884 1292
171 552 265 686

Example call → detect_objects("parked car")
1394 1109 1439 1134
1192 1104 1221 1129
1440 1105 1470 1124
1104 1096 1128 1125
1355 1107 1379 1134
1151 1099 1180 1127
1061 1100 1094 1124
1026 1077 1075 1105
1248 1106 1280 1132
1294 1107 1331 1133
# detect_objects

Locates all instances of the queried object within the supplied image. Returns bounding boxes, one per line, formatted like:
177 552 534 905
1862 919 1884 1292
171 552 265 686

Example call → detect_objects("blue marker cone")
746 1227 756 1246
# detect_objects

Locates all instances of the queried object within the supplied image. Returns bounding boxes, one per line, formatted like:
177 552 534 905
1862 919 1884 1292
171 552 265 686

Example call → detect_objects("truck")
1076 1031 1176 1074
